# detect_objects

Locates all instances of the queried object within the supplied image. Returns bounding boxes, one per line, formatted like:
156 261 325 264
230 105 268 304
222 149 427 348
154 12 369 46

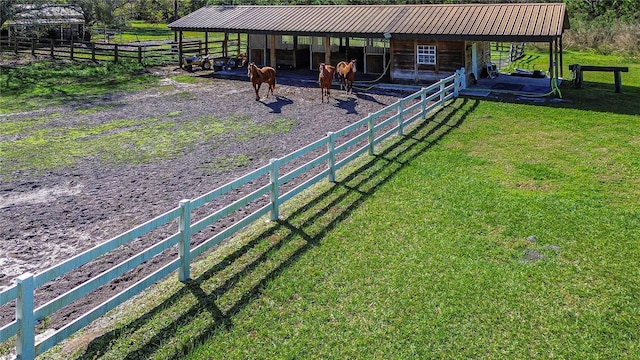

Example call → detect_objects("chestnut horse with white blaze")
247 62 276 101
318 63 336 103
336 59 357 94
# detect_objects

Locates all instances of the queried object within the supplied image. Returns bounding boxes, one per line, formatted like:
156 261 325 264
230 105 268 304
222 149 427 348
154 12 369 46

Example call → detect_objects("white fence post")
327 132 336 183
16 273 35 360
439 80 446 106
270 158 280 221
367 114 375 155
397 100 404 136
421 88 427 118
178 199 191 282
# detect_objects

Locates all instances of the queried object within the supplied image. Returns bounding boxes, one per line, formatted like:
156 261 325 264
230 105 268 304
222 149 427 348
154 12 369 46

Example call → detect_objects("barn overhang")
169 3 569 41
169 3 569 81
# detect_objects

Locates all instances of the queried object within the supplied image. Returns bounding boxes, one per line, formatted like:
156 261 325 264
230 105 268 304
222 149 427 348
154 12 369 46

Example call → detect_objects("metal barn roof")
168 3 569 42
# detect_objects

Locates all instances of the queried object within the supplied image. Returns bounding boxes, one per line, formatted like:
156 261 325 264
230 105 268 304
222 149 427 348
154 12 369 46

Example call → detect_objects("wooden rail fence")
0 70 466 360
0 36 244 66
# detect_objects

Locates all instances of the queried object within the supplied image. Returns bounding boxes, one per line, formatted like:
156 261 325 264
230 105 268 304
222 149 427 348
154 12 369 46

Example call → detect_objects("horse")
336 59 357 94
318 63 336 103
247 62 276 101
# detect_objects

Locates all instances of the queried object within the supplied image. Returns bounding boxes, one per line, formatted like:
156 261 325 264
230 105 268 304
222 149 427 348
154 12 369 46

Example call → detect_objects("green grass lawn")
0 61 156 114
40 50 640 359
91 20 235 43
176 59 640 359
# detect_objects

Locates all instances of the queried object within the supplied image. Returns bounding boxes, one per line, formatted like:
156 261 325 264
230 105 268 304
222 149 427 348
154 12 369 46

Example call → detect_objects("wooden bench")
569 64 629 93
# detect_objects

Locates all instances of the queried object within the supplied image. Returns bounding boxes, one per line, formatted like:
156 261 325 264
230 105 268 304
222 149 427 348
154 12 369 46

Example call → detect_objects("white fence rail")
0 69 466 359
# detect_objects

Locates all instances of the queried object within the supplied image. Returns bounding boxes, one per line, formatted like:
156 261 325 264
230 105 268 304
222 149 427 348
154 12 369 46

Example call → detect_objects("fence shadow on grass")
75 97 479 360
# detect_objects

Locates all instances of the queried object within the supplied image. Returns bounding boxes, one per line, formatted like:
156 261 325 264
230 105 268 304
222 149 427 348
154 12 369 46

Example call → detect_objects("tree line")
1 0 638 29
1 1 207 28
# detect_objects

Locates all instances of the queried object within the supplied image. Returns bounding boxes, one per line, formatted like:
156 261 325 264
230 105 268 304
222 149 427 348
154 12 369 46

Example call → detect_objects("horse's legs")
254 83 261 100
268 80 275 98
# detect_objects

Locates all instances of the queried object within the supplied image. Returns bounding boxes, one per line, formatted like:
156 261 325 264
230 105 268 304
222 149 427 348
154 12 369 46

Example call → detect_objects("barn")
168 3 569 85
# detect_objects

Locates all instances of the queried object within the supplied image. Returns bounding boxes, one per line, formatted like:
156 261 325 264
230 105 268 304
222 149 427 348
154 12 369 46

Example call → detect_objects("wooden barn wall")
391 39 465 84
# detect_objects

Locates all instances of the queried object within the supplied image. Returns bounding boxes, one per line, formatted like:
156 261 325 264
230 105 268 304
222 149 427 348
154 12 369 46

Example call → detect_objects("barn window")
298 36 311 45
416 45 436 65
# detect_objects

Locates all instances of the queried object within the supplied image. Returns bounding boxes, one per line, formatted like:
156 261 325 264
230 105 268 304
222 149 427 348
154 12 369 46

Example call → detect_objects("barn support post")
223 32 228 58
309 40 313 70
363 39 368 74
178 31 184 68
263 34 267 66
270 35 276 68
324 37 331 65
247 34 252 64
269 158 280 221
559 36 564 78
70 39 74 60
413 40 418 83
345 37 350 61
389 38 394 83
293 36 298 68
327 132 336 183
205 32 209 55
16 273 35 360
549 40 554 88
178 199 191 282
555 38 560 79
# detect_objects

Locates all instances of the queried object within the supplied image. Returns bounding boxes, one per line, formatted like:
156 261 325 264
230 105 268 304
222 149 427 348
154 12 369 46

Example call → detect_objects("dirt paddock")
0 66 417 333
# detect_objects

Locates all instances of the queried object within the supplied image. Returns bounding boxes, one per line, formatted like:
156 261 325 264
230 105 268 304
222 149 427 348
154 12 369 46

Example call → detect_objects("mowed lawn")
50 52 640 359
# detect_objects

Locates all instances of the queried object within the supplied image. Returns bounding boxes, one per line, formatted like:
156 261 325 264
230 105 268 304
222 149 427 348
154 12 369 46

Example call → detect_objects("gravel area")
0 66 416 333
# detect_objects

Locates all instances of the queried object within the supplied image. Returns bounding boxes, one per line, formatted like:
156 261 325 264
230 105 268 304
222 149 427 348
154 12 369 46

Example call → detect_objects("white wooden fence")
0 69 466 359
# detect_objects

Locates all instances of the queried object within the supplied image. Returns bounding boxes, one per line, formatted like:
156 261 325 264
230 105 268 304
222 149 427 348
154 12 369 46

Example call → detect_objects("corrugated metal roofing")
9 5 85 25
168 3 569 42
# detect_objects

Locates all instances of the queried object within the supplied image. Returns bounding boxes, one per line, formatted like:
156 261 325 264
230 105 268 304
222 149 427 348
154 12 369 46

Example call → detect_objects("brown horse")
318 63 336 103
247 62 276 101
336 59 357 94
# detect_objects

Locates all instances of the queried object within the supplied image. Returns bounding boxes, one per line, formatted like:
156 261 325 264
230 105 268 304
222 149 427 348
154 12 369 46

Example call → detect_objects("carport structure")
168 2 569 85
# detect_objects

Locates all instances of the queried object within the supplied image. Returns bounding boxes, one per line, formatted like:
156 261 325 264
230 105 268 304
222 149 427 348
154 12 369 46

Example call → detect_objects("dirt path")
0 66 415 333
